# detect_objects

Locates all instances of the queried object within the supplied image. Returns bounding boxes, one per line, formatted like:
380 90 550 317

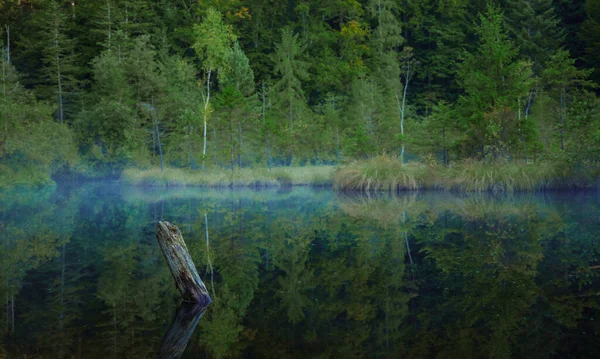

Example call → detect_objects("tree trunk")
156 221 211 304
442 126 447 166
205 212 215 299
10 294 14 335
523 91 535 163
289 97 294 166
261 83 272 170
230 117 235 173
203 69 211 162
559 87 566 151
56 54 64 122
188 126 193 169
213 126 217 167
336 127 340 161
518 98 527 163
403 211 413 266
4 25 9 64
154 113 164 172
400 69 410 164
238 120 243 169
106 0 111 47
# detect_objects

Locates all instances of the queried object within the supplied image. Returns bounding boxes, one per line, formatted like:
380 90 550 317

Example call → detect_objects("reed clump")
440 159 559 192
334 154 426 192
334 155 598 193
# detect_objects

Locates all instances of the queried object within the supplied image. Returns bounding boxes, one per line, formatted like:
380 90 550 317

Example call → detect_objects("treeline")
1 0 599 184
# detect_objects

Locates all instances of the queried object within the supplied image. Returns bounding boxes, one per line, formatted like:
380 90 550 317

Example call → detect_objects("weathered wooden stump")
156 221 211 305
158 303 207 359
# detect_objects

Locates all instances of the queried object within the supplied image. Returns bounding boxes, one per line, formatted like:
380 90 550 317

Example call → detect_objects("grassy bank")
334 155 600 193
121 166 335 187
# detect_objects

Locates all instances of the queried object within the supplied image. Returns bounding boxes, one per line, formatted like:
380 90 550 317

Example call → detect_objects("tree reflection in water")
1 185 599 358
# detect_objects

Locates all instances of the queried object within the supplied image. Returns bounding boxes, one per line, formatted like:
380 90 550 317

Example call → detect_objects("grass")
440 159 559 192
121 166 335 188
334 155 600 193
334 155 427 191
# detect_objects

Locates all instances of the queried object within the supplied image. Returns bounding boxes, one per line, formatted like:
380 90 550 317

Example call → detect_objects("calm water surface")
1 183 600 358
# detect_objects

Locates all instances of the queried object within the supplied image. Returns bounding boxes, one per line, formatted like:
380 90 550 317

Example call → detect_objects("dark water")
1 183 600 358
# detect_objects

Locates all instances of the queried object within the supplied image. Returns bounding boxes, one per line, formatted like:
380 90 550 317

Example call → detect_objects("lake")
1 183 600 358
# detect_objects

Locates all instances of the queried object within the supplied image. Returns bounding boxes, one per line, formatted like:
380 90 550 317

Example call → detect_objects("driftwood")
158 303 207 359
156 221 211 305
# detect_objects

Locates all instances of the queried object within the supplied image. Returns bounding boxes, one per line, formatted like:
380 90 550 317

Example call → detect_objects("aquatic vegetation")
121 166 335 187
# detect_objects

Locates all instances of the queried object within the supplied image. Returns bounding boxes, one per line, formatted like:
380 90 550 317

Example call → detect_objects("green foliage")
193 7 235 74
271 28 310 165
0 51 78 187
580 0 600 83
504 0 565 74
35 0 78 122
456 6 534 159
1 0 599 186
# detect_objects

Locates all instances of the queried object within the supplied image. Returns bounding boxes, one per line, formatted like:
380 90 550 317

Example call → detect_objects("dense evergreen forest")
1 0 599 186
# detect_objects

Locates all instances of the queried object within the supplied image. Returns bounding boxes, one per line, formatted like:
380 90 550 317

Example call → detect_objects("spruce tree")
542 50 593 152
580 0 600 84
272 28 308 166
505 0 565 74
456 6 534 160
37 1 78 122
218 41 257 170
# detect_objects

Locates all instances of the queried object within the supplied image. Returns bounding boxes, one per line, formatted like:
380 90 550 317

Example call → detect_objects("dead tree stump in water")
156 221 211 305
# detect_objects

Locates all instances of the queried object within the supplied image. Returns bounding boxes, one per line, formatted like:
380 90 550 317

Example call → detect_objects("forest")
1 0 599 189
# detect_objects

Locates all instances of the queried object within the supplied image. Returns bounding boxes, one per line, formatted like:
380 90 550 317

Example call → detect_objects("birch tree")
193 8 234 163
397 47 418 164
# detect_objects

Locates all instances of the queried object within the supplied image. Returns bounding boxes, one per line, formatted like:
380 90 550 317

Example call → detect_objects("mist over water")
1 183 600 358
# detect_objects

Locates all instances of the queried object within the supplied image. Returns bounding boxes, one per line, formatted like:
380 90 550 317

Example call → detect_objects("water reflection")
1 184 600 358
159 304 207 359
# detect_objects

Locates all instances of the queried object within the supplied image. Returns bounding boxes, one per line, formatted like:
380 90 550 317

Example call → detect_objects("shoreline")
3 160 600 193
